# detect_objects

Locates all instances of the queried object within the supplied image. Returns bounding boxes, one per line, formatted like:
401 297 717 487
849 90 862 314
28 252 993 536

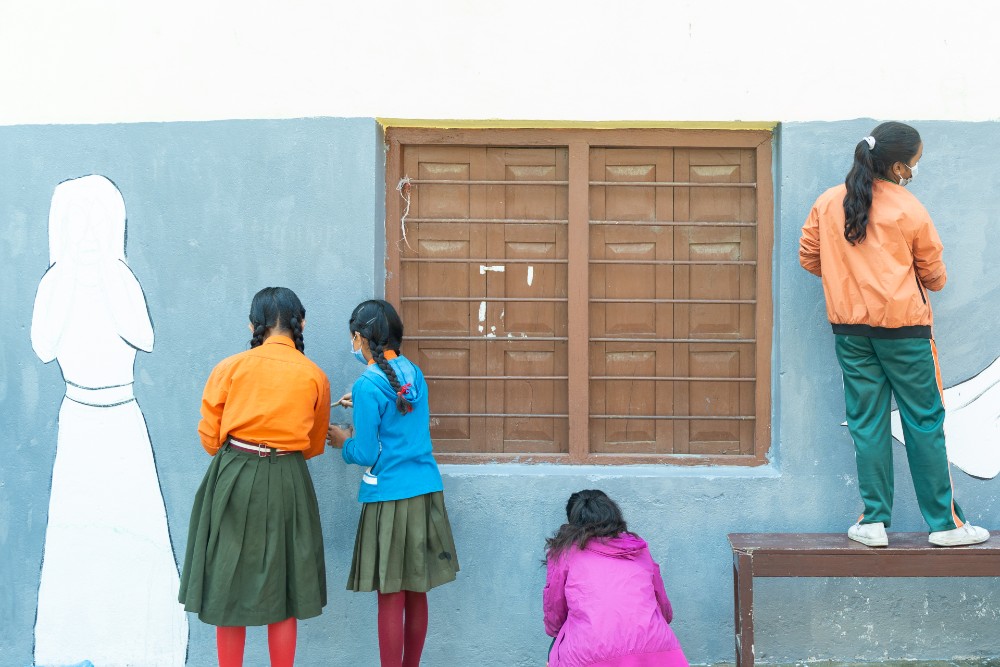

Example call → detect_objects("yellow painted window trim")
377 118 778 131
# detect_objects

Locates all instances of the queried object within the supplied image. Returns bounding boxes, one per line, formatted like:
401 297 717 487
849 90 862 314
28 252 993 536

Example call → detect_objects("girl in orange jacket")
799 121 989 548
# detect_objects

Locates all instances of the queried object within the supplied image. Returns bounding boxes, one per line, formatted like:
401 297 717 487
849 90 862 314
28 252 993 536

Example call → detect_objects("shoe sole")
848 533 888 548
928 534 990 547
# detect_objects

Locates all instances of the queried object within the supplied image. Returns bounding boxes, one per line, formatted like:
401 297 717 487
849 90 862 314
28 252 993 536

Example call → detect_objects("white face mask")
898 160 919 187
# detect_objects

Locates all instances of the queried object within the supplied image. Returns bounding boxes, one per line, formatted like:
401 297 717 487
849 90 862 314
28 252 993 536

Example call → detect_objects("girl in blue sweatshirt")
327 299 459 667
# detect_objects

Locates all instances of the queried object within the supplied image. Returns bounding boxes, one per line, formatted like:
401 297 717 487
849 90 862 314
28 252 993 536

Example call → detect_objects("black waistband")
831 323 932 339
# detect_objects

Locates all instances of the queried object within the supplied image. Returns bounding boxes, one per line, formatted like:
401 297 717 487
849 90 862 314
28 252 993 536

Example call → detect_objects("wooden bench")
728 532 999 667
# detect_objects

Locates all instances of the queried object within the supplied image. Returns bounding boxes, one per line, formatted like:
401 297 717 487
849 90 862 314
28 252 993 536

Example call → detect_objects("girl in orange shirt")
179 286 331 666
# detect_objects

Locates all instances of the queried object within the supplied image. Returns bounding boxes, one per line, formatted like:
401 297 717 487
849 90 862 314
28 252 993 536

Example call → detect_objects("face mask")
898 161 918 187
351 338 367 364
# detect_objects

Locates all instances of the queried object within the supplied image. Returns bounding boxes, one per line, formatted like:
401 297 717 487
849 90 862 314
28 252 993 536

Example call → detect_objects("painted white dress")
890 357 1000 480
31 176 187 667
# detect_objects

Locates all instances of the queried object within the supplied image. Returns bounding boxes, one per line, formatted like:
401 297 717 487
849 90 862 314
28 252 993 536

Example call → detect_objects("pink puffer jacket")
543 533 689 667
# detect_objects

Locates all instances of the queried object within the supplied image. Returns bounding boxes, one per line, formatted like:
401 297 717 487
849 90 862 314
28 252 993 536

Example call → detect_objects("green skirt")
178 444 327 626
348 491 459 594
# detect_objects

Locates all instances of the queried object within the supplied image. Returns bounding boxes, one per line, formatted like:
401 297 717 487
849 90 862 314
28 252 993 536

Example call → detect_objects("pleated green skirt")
348 491 459 594
178 444 327 626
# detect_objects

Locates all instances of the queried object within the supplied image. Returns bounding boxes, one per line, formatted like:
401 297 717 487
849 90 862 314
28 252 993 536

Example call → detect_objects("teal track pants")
835 334 964 532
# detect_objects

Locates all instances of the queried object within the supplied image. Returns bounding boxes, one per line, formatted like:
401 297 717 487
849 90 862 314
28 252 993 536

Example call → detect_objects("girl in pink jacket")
543 490 689 667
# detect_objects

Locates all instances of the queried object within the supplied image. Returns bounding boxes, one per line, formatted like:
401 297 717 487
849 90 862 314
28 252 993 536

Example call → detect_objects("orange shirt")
198 335 331 459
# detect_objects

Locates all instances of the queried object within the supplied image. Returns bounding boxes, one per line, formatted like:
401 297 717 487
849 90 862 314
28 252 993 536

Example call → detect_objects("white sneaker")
848 521 888 547
928 524 990 547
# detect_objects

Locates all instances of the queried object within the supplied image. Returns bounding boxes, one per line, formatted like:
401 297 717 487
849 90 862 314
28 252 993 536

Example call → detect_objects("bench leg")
733 551 754 667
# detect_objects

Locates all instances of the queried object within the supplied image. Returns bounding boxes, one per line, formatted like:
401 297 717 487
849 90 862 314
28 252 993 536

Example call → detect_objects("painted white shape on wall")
2 0 1000 124
30 175 188 666
890 357 1000 480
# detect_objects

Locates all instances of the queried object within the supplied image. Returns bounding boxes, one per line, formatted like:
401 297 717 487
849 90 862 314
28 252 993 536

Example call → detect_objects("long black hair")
843 121 922 245
545 489 632 560
349 299 411 414
249 286 306 352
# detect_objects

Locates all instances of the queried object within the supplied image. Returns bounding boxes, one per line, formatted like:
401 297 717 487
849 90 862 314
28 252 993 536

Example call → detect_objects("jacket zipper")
915 273 927 304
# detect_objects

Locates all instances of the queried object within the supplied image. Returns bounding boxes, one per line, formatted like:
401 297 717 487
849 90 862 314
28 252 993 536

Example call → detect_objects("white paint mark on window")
479 264 505 275
527 266 534 286
478 301 486 322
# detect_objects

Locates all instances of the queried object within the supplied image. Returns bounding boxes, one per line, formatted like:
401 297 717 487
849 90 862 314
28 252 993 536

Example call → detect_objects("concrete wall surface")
2 117 999 666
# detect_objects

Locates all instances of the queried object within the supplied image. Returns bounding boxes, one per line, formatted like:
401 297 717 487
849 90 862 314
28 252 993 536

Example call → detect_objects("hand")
336 392 353 408
326 423 352 448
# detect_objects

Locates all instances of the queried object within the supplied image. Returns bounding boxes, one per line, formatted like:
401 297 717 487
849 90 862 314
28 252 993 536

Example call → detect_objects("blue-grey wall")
1 118 998 666
0 118 384 667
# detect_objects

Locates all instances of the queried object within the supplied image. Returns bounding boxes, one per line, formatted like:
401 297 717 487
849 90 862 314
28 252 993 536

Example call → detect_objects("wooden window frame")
384 127 774 466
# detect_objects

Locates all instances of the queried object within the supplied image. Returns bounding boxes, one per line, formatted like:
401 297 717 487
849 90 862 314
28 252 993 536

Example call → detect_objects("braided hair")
843 121 922 245
545 490 634 561
248 286 306 352
349 299 411 414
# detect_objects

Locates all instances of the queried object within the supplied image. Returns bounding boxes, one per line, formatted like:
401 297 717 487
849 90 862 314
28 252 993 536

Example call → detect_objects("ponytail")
372 342 413 414
288 314 305 353
249 323 267 349
843 141 875 245
842 121 922 246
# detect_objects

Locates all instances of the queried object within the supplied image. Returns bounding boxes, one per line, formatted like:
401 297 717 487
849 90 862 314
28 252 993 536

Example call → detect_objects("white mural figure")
889 357 1000 480
30 175 188 666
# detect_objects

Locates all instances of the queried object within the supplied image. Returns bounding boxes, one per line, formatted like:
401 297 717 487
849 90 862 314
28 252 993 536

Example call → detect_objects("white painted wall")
2 0 999 125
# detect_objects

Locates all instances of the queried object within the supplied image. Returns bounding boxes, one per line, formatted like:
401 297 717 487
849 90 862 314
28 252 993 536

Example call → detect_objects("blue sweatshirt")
342 355 444 503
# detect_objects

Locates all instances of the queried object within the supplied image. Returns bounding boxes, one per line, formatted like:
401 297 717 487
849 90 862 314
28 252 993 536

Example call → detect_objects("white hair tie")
862 136 875 150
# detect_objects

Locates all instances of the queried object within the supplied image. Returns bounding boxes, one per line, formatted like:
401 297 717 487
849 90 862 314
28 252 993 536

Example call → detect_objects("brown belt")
227 437 295 457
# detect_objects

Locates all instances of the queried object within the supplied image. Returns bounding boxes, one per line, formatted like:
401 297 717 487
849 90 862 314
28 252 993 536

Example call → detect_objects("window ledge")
441 461 781 480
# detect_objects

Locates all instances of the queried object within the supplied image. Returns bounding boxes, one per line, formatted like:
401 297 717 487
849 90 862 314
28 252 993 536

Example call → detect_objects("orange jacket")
198 335 331 459
799 180 946 333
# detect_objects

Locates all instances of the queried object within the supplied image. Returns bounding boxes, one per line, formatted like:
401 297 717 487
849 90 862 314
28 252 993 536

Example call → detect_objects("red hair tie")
397 383 412 397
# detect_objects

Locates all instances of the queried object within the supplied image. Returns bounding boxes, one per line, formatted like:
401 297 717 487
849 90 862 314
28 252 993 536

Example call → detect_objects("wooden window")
385 128 773 465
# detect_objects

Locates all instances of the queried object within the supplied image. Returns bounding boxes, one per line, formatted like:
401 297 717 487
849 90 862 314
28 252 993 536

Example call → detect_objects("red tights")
377 590 428 667
217 617 297 667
